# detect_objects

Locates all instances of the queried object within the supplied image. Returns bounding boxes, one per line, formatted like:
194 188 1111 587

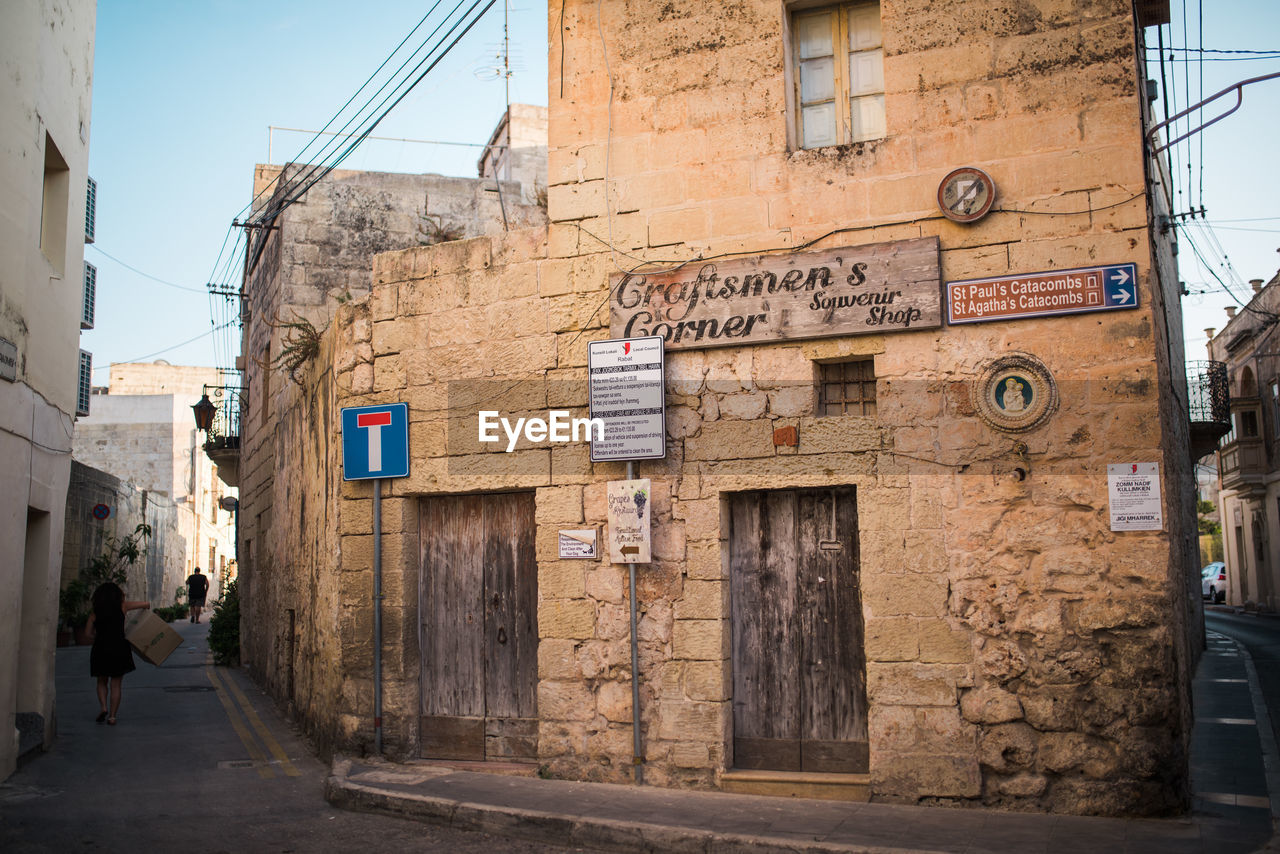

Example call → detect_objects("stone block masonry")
249 0 1195 818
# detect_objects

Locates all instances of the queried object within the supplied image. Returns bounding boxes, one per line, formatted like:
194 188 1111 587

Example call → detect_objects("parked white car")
1201 562 1227 604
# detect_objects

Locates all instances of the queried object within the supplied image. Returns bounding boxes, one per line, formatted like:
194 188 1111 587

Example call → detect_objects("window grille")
818 359 877 417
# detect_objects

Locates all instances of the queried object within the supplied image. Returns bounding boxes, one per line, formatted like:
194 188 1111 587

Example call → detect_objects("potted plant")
58 577 93 645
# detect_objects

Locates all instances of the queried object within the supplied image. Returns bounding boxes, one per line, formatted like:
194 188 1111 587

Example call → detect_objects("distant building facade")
1209 272 1280 609
72 361 238 601
62 461 184 608
0 0 97 778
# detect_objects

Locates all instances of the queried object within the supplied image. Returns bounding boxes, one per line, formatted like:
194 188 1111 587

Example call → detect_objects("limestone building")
233 108 547 742
238 3 1201 816
0 0 97 778
1208 271 1280 610
71 361 238 602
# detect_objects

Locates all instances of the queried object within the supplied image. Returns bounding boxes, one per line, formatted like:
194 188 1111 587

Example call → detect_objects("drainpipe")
627 460 644 784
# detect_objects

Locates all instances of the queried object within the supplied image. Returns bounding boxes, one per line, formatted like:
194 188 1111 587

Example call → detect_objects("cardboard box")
124 610 184 666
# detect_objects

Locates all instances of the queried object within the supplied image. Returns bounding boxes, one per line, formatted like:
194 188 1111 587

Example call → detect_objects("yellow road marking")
206 666 274 779
221 668 301 777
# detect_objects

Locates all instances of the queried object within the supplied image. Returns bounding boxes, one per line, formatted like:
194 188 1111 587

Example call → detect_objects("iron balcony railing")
1187 360 1230 425
202 385 245 451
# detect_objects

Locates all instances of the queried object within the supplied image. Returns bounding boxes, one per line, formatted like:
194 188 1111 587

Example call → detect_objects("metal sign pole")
627 460 644 784
373 477 383 755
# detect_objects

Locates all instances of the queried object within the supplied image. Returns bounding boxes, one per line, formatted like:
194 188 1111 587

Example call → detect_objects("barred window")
818 359 876 417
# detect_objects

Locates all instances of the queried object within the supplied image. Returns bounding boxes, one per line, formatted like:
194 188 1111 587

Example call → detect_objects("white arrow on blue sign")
1103 264 1136 307
341 403 409 480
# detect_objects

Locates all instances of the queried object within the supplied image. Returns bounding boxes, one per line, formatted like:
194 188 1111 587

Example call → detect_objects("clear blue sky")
82 0 549 383
81 1 1278 384
1159 1 1280 355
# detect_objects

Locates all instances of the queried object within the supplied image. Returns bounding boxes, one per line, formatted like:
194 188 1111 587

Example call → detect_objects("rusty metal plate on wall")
609 237 941 351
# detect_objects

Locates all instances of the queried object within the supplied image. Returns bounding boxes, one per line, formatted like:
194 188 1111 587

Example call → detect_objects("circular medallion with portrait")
973 354 1058 432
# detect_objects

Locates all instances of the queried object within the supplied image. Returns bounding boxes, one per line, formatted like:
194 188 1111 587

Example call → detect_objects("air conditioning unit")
85 176 96 244
77 350 92 417
82 262 96 329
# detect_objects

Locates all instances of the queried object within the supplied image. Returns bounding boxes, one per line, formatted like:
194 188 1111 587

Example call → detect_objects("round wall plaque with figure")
973 353 1058 432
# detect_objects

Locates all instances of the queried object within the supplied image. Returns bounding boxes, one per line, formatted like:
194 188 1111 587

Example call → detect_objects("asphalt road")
1205 608 1280 757
0 621 594 854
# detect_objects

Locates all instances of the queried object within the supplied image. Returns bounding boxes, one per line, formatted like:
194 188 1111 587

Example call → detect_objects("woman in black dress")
87 582 150 725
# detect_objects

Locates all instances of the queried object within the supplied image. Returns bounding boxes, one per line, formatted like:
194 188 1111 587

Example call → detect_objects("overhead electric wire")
261 0 497 222
233 2 451 224
1148 46 1280 56
206 1 498 377
256 0 477 220
92 320 238 372
243 0 497 283
89 245 209 294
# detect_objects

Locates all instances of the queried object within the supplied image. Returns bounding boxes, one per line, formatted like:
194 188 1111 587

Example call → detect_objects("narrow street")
0 622 591 854
1206 609 1280 760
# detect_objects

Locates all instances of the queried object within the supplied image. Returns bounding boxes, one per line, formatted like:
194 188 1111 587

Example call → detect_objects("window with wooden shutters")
82 262 96 329
817 359 876 417
77 350 92 417
792 2 885 150
85 176 97 243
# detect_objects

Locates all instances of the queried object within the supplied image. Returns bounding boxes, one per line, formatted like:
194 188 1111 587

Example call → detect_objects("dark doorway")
729 488 868 773
419 492 538 761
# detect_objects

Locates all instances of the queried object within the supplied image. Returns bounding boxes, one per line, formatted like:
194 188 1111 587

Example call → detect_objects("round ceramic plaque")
938 167 996 223
972 353 1057 432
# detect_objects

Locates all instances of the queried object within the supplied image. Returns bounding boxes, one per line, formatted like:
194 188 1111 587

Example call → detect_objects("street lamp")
191 393 216 432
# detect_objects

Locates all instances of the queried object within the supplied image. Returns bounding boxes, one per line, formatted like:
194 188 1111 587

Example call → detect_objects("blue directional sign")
341 403 409 481
947 263 1140 325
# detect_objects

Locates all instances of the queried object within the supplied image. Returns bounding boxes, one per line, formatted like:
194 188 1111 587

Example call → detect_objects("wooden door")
729 488 868 773
419 493 538 761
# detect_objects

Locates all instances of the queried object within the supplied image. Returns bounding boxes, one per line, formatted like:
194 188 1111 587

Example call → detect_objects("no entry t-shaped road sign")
341 403 409 480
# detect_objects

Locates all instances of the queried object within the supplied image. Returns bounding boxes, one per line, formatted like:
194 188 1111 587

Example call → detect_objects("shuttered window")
85 176 97 243
77 350 92 417
792 2 885 149
82 262 96 329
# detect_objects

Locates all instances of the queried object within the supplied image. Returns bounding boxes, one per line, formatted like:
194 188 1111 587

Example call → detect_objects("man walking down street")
186 567 209 624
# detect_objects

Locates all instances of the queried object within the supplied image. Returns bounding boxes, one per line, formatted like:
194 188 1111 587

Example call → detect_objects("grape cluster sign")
607 479 651 564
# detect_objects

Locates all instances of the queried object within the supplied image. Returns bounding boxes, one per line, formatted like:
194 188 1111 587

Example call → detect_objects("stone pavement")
325 631 1278 854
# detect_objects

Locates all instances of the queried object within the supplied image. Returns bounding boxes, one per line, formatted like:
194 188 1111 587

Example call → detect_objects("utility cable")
92 320 238 372
245 0 497 277
233 2 450 223
259 0 486 223
89 245 209 294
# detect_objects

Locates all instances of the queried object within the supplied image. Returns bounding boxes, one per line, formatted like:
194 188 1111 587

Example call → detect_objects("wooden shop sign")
609 237 941 351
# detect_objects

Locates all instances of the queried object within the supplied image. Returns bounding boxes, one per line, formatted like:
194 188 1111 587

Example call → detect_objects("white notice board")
588 336 666 461
1107 463 1163 531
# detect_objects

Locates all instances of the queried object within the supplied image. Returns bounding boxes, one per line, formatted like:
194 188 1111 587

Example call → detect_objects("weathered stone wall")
520 0 1191 815
312 0 1195 816
237 163 546 756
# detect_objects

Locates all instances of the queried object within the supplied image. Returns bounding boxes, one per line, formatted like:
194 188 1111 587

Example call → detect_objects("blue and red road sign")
341 403 409 481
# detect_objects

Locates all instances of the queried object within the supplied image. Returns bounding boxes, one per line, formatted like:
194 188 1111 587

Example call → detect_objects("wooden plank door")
729 488 868 773
419 493 537 761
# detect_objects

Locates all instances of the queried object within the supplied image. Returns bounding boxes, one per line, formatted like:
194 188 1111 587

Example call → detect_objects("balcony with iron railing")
193 385 244 488
1188 360 1231 462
